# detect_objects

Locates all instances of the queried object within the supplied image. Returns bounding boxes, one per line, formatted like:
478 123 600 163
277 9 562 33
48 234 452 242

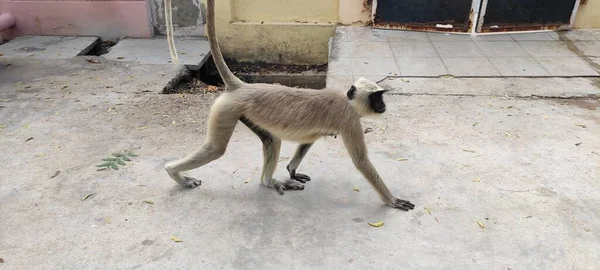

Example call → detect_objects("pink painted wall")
0 0 152 40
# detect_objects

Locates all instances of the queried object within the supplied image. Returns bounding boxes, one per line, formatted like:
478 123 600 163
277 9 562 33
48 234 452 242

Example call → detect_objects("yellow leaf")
107 107 113 112
81 193 95 201
576 124 587 128
368 221 384 227
396 158 408 161
143 200 154 205
137 126 148 130
544 115 548 119
353 186 360 192
504 132 511 137
473 177 482 182
477 221 485 229
170 236 183 242
23 123 29 129
171 121 176 126
105 218 111 224
380 126 387 131
55 112 60 115
244 177 252 183
424 207 432 215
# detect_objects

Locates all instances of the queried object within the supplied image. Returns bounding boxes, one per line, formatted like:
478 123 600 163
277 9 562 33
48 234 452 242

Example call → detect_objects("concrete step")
102 37 211 70
0 36 98 59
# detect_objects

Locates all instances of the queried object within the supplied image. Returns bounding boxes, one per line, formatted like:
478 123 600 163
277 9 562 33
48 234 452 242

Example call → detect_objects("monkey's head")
346 77 389 117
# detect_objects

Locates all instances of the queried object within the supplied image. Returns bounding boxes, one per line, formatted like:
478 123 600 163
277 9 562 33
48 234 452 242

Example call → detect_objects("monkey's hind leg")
240 117 304 195
286 143 313 183
165 100 239 188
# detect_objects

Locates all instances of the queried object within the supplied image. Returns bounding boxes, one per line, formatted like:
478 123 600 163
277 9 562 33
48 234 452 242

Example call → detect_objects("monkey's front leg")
286 143 313 183
260 136 304 195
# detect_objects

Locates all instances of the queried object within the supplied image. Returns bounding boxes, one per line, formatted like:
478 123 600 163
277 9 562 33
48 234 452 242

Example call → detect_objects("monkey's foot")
292 172 311 183
387 198 415 211
274 179 305 195
180 176 202 188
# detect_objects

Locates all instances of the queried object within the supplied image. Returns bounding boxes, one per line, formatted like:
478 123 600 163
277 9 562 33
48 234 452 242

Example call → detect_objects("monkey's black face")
368 91 387 113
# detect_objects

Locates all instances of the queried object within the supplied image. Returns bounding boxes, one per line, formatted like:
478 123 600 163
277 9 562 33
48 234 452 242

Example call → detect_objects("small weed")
96 150 138 171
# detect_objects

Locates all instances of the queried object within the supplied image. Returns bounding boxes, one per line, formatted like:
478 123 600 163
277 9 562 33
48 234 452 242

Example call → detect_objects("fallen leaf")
61 85 68 90
55 112 59 115
504 132 511 138
137 126 148 130
368 221 384 227
575 142 582 146
244 177 252 183
107 107 114 112
116 56 125 59
584 227 591 232
23 123 29 129
396 158 408 161
544 115 548 119
473 176 482 182
576 124 587 128
171 120 176 126
34 153 46 157
424 207 432 215
353 186 360 192
26 137 34 142
127 75 133 79
477 221 485 229
472 122 479 127
81 193 95 201
143 200 154 205
380 126 387 132
170 236 183 242
50 170 60 179
207 85 218 92
105 218 111 224
364 127 373 134
462 149 476 153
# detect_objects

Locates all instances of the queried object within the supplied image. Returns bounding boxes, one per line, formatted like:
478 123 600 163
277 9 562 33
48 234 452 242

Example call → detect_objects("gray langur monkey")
164 0 415 210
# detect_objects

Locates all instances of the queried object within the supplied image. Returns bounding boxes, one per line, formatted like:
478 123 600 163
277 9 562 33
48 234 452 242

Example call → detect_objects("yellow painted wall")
574 0 600 28
339 0 371 25
203 0 337 65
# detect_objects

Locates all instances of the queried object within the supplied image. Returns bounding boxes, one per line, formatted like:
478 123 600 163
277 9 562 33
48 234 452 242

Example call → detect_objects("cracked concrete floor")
1 57 600 269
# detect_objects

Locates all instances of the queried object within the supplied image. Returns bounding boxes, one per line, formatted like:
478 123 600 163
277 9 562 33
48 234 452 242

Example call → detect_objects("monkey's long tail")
164 0 179 65
206 0 245 88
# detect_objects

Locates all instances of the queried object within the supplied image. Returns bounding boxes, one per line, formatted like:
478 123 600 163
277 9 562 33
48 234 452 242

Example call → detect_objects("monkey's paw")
387 198 415 211
292 173 311 183
274 179 305 195
181 176 202 188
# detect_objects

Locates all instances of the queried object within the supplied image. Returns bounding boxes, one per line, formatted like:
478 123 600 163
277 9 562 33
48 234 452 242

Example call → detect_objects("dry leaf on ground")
463 149 476 153
396 158 408 161
477 221 485 229
353 186 360 192
170 236 183 242
244 177 252 183
50 170 60 179
368 221 384 227
143 200 154 205
473 177 482 182
81 193 95 201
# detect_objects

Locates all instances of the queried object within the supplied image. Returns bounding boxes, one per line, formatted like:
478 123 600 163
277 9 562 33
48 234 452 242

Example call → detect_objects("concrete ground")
1 32 600 269
328 27 600 85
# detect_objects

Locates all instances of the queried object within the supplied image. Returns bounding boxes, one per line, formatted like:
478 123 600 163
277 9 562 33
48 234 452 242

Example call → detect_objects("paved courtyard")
327 27 600 88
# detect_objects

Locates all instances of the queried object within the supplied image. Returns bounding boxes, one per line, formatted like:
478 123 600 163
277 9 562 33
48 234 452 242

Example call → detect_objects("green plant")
96 150 138 171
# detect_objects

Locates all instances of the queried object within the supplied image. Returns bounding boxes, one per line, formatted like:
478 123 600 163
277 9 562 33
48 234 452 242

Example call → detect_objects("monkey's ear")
347 85 356 100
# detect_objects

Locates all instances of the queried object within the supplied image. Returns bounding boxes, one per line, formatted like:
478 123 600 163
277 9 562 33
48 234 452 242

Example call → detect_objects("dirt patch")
229 62 327 74
86 40 117 56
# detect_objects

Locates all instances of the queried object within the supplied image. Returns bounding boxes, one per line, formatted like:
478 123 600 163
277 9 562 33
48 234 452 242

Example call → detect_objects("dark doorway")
478 0 578 32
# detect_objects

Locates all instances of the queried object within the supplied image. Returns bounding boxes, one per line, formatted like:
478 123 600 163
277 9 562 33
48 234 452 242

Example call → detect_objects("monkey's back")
229 83 359 142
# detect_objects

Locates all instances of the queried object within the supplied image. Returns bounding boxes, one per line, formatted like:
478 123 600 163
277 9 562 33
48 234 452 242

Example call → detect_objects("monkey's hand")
386 198 415 211
291 172 311 183
273 179 305 195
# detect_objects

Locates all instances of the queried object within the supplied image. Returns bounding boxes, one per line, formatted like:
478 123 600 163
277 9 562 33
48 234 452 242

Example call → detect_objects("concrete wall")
204 0 337 65
574 0 600 28
339 0 371 25
0 0 152 40
150 0 205 36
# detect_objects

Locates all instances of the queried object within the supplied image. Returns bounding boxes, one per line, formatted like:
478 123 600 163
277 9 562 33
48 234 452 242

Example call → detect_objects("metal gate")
372 0 582 33
476 0 580 32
